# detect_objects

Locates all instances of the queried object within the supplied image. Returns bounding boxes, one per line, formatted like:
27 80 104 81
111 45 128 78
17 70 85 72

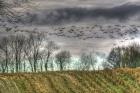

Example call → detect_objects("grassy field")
0 68 140 93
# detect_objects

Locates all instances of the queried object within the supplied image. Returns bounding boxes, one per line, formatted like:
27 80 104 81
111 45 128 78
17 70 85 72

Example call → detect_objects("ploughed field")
0 69 140 93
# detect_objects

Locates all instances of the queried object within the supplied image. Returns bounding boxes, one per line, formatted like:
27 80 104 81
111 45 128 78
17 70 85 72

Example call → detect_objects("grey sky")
12 0 140 25
25 0 136 9
1 0 140 57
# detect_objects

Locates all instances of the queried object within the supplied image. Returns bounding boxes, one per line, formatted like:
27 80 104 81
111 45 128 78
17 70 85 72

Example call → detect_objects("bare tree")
0 33 60 73
55 50 71 71
49 57 55 71
122 43 140 68
108 43 140 68
9 34 26 72
107 47 123 68
22 54 27 72
0 52 6 73
80 52 97 71
0 37 10 73
44 41 59 71
23 33 45 72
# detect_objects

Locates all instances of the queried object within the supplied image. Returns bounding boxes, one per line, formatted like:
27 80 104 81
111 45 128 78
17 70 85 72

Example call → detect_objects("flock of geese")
50 25 139 41
0 22 140 47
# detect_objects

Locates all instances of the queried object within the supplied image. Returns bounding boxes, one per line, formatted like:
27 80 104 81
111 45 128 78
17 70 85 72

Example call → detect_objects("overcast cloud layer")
13 0 140 25
2 0 140 57
18 4 140 25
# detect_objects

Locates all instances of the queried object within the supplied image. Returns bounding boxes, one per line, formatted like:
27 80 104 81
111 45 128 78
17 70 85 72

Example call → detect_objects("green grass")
0 69 140 93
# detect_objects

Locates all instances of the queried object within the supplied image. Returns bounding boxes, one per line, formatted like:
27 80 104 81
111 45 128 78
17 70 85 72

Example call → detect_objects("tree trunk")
45 52 50 71
60 62 63 71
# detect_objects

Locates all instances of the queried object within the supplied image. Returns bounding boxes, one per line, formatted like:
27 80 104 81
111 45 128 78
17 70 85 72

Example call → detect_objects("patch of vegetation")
0 69 140 93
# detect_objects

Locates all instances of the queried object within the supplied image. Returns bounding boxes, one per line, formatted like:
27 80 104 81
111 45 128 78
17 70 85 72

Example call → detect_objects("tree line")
0 32 140 73
0 33 98 73
0 0 98 73
106 43 140 69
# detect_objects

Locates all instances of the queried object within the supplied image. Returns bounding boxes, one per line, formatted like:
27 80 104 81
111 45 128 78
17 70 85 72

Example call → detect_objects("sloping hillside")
0 69 140 93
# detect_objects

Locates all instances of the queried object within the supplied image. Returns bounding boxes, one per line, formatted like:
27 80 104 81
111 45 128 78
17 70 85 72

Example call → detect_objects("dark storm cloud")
19 3 140 25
